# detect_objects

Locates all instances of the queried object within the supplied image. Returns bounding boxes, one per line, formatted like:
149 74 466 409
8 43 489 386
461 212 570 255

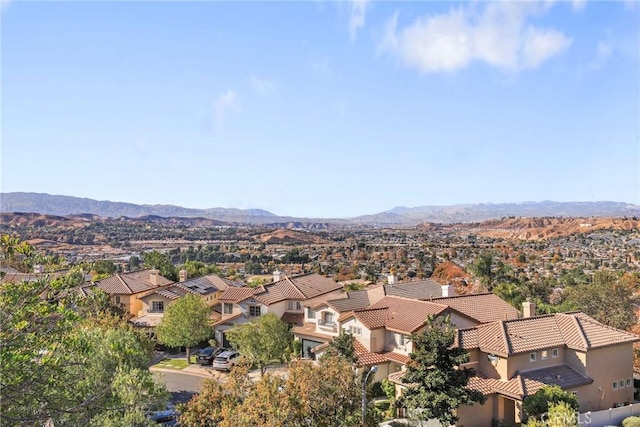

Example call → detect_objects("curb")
150 366 217 379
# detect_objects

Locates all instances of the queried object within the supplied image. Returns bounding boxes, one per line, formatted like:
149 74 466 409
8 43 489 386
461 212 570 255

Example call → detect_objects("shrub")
622 416 640 427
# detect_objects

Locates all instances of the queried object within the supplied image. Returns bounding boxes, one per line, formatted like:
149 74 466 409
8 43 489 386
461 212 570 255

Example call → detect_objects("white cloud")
212 90 240 128
590 38 612 70
379 2 572 73
250 76 276 97
349 0 370 42
572 0 587 12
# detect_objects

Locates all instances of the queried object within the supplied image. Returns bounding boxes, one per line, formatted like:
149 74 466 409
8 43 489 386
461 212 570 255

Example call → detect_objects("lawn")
154 358 190 370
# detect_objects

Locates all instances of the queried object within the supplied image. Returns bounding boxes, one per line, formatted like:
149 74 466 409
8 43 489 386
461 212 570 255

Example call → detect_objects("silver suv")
212 350 240 371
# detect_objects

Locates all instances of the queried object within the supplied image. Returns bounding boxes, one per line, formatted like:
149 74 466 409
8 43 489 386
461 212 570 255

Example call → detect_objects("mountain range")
1 192 638 226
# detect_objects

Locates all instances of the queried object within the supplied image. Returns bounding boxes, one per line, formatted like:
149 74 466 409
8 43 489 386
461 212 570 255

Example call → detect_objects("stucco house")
213 271 343 348
95 269 173 318
131 272 243 331
409 302 640 427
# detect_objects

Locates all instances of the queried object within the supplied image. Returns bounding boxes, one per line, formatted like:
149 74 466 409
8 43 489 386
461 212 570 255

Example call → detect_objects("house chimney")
149 269 159 286
387 273 396 286
441 284 456 297
179 269 187 282
522 299 536 318
273 270 282 282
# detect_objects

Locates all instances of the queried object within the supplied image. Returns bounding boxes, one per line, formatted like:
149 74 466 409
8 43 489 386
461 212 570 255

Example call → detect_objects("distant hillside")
369 201 640 224
1 192 638 226
458 217 640 240
0 192 275 223
258 229 333 245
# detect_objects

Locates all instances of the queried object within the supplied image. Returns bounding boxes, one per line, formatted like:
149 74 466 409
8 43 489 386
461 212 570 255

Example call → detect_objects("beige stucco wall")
580 343 635 412
115 294 144 317
138 294 173 317
457 395 494 427
506 347 564 379
450 312 480 330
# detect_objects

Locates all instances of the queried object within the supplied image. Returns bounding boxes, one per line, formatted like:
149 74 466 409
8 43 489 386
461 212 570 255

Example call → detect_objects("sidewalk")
149 352 288 381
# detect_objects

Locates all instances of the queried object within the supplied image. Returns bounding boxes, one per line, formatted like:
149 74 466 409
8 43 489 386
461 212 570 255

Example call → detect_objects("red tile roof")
96 269 172 295
281 311 304 327
432 293 520 323
219 286 261 303
352 296 449 334
456 312 640 356
353 338 411 367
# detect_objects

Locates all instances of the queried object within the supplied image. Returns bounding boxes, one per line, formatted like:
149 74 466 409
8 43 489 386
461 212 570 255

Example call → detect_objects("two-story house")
131 272 244 331
436 302 639 426
95 269 173 318
330 293 520 382
292 285 386 358
213 272 343 348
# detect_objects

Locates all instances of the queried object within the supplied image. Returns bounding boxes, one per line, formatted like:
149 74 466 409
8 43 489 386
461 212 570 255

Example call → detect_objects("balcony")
317 319 337 332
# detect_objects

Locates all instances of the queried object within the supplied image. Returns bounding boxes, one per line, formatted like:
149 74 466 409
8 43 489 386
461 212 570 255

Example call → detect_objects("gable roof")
96 269 172 295
456 312 640 356
349 296 449 334
432 293 520 323
219 286 261 303
254 273 344 306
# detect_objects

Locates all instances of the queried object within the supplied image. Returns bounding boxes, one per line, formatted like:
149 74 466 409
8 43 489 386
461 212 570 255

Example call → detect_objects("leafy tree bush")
399 315 486 426
523 385 579 421
156 294 212 363
623 417 640 427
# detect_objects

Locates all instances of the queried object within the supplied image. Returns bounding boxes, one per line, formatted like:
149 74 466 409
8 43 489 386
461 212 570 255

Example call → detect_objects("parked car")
195 347 223 365
212 350 240 371
147 403 178 426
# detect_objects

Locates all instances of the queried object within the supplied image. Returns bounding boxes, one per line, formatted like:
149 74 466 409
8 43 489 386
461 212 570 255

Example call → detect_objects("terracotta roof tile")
361 296 449 334
219 286 260 302
281 311 304 327
96 269 172 295
457 312 640 356
433 293 520 323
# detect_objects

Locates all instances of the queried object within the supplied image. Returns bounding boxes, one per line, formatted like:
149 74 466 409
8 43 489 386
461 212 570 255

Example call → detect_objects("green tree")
142 250 177 281
225 313 292 376
156 294 212 363
0 279 167 426
399 315 486 426
470 251 496 291
564 270 637 330
523 385 578 421
127 255 141 271
329 331 358 364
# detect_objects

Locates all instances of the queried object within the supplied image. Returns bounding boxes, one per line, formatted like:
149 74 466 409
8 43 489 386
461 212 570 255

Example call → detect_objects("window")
626 379 632 388
322 312 335 325
613 381 618 390
619 380 625 389
307 308 315 319
249 305 261 317
223 303 233 314
541 350 548 360
115 295 121 304
349 326 362 336
529 353 536 362
287 301 302 311
397 333 406 347
151 301 164 313
552 348 559 358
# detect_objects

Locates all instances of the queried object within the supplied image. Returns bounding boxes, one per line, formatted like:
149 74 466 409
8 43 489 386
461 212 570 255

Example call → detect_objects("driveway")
153 370 207 404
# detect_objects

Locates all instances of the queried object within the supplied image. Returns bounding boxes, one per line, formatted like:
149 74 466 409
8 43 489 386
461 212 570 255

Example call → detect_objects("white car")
212 350 240 371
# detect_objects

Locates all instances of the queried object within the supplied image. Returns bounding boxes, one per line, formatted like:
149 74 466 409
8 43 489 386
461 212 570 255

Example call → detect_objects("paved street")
153 370 207 403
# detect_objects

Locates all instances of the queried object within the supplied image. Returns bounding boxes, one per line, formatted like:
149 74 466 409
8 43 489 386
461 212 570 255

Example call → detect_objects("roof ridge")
571 315 591 349
432 292 494 300
116 273 133 294
500 320 512 354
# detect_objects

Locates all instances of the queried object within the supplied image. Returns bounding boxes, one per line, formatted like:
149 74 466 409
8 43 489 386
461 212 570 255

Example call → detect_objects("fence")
581 402 640 426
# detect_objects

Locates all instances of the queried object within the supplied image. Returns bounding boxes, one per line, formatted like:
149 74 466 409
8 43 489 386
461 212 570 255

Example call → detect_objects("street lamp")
362 365 378 425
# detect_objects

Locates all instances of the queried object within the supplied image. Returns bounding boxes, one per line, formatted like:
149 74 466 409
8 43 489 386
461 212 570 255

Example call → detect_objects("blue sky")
2 1 639 218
